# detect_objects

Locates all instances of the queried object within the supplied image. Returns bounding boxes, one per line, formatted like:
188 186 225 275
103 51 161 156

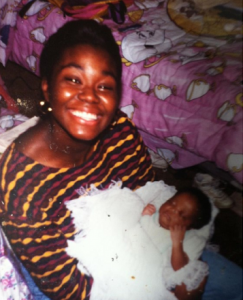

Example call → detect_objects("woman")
0 20 241 300
0 19 155 300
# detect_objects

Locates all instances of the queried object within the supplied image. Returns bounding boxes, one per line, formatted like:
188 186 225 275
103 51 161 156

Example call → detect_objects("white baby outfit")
66 181 218 300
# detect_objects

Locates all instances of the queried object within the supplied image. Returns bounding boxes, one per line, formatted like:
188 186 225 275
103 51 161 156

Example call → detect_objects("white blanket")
66 181 217 300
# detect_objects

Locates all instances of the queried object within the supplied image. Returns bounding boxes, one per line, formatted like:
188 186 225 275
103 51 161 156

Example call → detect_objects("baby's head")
159 187 212 230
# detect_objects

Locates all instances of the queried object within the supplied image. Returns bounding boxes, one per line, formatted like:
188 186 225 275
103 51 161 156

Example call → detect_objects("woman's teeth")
72 111 98 121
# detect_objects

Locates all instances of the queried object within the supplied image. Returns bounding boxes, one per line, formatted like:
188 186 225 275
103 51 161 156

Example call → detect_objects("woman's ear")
41 78 50 102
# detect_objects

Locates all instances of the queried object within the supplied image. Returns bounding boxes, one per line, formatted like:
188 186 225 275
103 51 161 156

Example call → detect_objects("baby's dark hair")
176 187 212 230
40 19 122 96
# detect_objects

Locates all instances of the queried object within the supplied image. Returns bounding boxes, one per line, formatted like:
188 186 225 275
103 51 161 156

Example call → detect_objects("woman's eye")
99 84 113 91
65 77 80 84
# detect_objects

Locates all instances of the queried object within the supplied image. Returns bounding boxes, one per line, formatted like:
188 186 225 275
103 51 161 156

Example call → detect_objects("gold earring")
39 100 52 113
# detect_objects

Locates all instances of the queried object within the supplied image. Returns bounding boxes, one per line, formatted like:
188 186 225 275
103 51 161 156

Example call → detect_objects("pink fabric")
0 75 27 134
1 1 243 183
0 107 28 135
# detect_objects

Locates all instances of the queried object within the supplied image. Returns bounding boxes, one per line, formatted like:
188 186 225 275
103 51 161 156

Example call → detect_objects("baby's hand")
170 225 187 247
142 204 156 216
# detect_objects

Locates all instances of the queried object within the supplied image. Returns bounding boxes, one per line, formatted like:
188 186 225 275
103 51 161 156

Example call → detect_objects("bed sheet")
1 0 243 184
0 74 28 134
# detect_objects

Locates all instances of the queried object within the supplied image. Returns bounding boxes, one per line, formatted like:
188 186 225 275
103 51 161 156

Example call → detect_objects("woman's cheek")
64 91 72 98
51 89 73 106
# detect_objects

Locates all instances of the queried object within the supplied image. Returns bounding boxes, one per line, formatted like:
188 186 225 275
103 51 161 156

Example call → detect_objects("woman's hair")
176 187 212 230
40 19 122 95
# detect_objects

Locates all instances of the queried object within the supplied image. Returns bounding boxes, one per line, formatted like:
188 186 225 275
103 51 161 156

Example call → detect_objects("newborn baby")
65 181 218 300
141 187 216 292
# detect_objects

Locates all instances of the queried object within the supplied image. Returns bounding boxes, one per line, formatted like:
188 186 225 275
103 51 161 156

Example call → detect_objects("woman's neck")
46 119 96 167
16 118 96 168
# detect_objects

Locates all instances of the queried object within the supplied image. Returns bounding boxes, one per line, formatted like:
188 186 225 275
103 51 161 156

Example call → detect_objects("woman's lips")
70 110 100 122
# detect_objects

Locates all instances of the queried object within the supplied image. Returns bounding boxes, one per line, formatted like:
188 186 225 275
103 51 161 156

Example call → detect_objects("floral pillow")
0 0 21 66
0 229 33 300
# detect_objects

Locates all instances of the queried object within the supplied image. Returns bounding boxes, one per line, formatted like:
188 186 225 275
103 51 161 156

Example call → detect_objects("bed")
0 0 242 184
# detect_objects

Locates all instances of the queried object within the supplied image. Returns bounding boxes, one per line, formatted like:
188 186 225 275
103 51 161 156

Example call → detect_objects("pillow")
0 0 21 66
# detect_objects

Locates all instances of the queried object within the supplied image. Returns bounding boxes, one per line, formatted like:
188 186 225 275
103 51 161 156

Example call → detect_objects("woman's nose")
77 87 99 103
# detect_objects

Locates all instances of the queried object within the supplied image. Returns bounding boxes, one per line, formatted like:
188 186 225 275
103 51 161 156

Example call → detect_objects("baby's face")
158 193 198 230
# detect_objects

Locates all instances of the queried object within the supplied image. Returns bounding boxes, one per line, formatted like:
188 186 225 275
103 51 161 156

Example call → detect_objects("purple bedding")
0 0 242 184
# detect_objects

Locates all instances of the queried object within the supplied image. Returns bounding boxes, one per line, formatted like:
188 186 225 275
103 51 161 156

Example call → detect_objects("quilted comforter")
0 0 242 184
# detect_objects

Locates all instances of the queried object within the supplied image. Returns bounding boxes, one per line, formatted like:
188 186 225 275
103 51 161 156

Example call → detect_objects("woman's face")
42 44 119 141
158 193 198 230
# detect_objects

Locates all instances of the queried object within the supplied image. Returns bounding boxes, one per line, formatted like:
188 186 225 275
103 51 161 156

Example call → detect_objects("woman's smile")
69 109 101 122
42 44 119 142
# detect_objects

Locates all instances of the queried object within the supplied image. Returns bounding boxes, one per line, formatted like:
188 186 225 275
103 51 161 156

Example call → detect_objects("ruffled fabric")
66 181 217 299
0 116 39 155
163 251 209 291
66 182 177 300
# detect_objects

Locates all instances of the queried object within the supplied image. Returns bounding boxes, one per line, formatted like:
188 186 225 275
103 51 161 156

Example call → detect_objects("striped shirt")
0 110 155 300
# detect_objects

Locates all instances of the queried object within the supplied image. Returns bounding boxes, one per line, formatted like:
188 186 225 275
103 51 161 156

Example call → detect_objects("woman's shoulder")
0 120 48 167
0 143 33 183
15 118 58 167
115 109 137 127
99 109 143 151
110 109 140 138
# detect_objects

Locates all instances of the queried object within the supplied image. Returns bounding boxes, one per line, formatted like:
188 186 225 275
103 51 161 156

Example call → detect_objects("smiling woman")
0 20 155 300
41 44 119 147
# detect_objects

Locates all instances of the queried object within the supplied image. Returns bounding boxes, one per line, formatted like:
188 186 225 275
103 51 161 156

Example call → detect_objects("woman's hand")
142 204 156 216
